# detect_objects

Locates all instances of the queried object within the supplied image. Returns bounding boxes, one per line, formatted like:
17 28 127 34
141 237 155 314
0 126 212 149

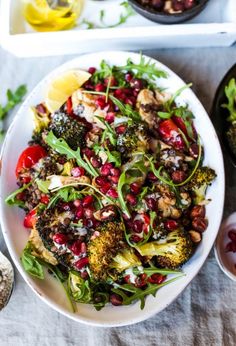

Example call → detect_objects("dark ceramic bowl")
211 63 236 167
128 0 209 24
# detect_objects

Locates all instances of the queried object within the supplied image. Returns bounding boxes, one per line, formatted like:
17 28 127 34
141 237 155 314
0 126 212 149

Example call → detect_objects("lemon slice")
45 69 91 113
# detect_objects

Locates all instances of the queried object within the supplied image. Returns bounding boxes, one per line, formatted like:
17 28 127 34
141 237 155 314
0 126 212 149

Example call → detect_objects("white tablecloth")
0 46 236 346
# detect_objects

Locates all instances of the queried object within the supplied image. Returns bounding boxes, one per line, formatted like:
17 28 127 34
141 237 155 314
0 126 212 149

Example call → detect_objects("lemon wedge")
45 69 91 113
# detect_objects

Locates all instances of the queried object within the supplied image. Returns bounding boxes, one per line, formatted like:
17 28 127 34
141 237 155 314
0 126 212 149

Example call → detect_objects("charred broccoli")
135 229 194 269
110 248 141 272
117 123 150 158
49 111 87 150
87 221 126 281
186 166 216 205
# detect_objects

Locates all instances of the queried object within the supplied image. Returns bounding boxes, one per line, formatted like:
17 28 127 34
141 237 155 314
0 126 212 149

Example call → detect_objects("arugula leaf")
5 182 31 206
112 275 184 310
222 78 236 123
45 131 98 177
0 85 27 138
93 143 121 167
35 179 50 193
109 95 141 121
116 55 167 81
47 186 82 209
95 116 117 145
21 244 44 279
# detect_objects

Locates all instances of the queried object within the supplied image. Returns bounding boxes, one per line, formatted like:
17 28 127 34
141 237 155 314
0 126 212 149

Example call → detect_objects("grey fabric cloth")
0 46 236 346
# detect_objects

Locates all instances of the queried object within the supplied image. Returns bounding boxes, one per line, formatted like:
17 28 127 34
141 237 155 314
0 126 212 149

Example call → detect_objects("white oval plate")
0 51 225 327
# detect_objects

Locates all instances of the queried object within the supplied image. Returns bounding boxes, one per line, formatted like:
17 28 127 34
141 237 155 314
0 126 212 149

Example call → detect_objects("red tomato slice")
16 145 46 177
66 97 73 115
23 209 37 228
158 119 185 150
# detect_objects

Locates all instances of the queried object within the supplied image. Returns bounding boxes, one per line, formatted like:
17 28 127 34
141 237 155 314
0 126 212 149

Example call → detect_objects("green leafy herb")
0 85 27 139
95 116 117 145
221 78 236 123
21 244 44 279
116 55 167 81
47 186 82 209
5 182 31 206
35 179 50 193
45 131 99 177
112 275 184 310
93 143 121 167
81 2 135 31
109 95 141 121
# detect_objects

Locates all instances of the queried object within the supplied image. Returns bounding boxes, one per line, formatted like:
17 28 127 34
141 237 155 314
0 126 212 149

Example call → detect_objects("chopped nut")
189 230 202 243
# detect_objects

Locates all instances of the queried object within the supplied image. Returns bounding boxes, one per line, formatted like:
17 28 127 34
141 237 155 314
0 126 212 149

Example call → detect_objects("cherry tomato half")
16 145 46 177
158 119 185 150
23 209 37 228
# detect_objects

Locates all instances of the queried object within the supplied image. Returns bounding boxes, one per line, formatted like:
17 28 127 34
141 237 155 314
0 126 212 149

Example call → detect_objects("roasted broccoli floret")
49 111 87 150
186 166 216 205
135 229 194 269
117 123 150 158
87 221 126 281
110 248 141 272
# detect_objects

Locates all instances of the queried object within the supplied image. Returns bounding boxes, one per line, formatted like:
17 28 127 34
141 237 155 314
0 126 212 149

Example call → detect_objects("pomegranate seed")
105 112 115 124
110 293 123 306
83 82 94 90
130 182 141 195
135 274 147 288
114 88 124 97
71 166 85 177
61 203 71 211
80 270 89 280
147 172 158 182
130 78 143 90
125 98 134 106
21 176 31 184
107 188 118 198
184 0 196 10
95 83 105 92
145 197 156 211
131 234 142 243
126 193 137 206
90 156 101 168
73 199 82 207
75 257 89 270
133 220 143 233
116 124 126 134
172 0 185 11
148 274 166 284
71 240 82 255
88 67 96 74
82 195 94 207
100 162 113 176
95 97 106 109
125 73 133 82
16 192 25 201
124 275 131 284
164 220 178 231
76 206 84 219
40 195 49 205
100 183 111 194
110 167 121 176
228 230 236 242
95 176 109 186
116 93 126 102
53 233 68 245
82 148 94 159
83 218 94 228
84 207 94 219
109 175 119 184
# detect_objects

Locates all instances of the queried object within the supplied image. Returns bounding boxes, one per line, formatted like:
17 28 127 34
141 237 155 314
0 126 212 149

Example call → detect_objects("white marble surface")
0 46 236 346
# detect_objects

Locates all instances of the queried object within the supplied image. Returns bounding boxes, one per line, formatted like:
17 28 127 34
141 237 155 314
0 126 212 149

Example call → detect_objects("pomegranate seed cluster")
11 56 216 310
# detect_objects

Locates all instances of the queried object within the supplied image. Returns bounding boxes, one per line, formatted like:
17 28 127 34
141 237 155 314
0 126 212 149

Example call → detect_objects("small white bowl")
0 51 225 326
214 212 236 282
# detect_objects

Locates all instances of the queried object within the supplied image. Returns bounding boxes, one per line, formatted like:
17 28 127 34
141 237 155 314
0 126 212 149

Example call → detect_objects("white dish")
0 0 236 57
214 212 236 282
0 51 225 326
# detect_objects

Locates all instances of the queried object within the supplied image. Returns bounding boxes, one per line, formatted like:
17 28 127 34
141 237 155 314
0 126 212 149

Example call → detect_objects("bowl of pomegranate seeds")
128 0 209 24
0 51 224 326
215 213 236 282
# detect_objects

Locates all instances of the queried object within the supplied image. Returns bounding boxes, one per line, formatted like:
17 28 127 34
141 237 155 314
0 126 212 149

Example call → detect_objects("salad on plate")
6 56 216 311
